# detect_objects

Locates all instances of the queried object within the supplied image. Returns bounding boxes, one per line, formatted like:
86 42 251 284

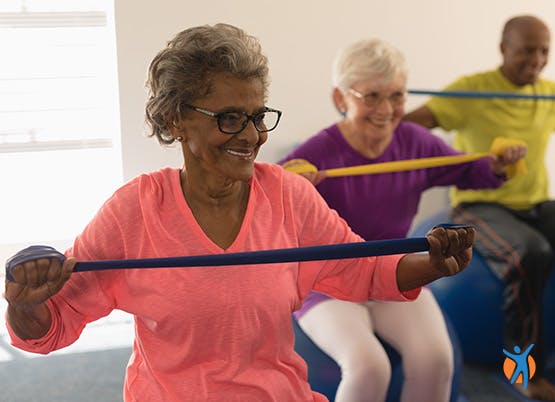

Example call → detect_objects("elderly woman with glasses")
5 25 477 402
280 39 526 402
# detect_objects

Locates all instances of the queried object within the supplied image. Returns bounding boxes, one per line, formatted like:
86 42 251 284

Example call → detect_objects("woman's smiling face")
176 73 269 182
343 73 407 143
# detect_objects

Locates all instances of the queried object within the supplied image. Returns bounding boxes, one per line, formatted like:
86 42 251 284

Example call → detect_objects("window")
0 2 131 361
0 0 122 249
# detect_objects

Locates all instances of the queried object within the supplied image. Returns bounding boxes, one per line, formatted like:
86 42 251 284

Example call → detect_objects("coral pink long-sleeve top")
8 163 418 402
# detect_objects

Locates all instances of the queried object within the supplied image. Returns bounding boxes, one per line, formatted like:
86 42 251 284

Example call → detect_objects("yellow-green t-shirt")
427 68 555 210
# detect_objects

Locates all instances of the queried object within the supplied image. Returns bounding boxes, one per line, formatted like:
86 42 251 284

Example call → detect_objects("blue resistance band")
408 89 555 100
5 224 471 282
5 239 427 281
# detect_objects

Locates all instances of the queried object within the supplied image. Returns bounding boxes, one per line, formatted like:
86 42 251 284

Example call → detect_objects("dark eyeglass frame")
181 104 282 135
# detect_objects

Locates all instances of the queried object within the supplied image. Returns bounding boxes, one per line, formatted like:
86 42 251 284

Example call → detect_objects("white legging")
297 288 454 402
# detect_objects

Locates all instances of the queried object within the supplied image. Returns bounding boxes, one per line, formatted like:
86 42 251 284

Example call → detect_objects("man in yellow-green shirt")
405 15 555 401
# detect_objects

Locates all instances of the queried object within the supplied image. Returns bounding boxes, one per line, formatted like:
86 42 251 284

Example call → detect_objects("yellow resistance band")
284 137 527 179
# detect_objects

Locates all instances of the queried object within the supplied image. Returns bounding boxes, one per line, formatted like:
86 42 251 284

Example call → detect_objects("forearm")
402 106 439 129
7 303 52 340
395 254 444 292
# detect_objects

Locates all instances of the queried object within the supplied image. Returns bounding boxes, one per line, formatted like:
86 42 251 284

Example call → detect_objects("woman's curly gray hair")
145 23 270 145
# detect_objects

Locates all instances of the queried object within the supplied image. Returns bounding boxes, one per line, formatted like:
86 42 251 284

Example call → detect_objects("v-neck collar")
170 168 256 253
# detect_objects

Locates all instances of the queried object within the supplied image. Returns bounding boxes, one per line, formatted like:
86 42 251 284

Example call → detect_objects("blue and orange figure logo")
502 344 536 390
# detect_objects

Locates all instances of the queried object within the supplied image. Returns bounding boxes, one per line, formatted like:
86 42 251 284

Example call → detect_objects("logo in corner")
502 344 536 390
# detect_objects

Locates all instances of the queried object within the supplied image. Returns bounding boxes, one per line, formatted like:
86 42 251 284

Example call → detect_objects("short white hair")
332 38 408 92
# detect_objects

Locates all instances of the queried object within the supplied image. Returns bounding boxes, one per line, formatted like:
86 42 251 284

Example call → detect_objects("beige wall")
114 0 555 227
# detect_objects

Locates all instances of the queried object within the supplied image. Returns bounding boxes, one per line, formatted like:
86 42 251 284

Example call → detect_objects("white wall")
114 0 555 226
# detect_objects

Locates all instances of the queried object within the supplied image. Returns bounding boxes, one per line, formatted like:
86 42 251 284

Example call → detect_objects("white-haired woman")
281 38 525 402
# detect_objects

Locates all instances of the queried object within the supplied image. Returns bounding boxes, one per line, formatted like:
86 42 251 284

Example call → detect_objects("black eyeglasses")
181 104 282 135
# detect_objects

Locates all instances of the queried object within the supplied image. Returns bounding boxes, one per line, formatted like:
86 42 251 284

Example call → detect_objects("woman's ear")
332 87 347 117
169 120 185 142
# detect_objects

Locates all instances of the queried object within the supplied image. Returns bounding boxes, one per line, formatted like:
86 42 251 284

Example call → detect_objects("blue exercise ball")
292 313 462 402
410 209 555 365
